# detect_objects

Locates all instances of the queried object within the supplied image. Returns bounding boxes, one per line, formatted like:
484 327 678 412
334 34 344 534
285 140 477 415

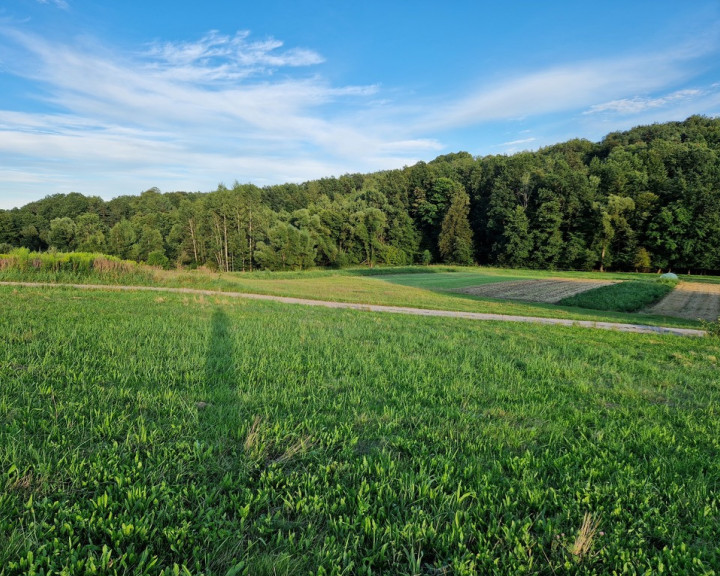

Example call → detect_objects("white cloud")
420 36 718 131
492 137 539 155
499 137 536 147
145 30 324 82
36 0 69 9
0 169 49 184
573 86 720 145
584 89 704 115
0 27 412 166
0 27 434 208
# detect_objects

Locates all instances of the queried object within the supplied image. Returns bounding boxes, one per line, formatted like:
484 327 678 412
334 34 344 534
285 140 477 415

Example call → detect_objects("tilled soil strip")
457 279 617 303
0 281 706 337
643 282 720 322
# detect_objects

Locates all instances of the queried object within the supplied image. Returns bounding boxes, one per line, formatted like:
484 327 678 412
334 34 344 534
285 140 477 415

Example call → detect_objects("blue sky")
1 1 719 209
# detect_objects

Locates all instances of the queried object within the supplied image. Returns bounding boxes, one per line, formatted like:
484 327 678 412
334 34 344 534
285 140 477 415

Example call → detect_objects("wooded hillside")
2 115 719 272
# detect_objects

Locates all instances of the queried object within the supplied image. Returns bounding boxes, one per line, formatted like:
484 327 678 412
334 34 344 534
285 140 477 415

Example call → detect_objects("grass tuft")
243 415 263 453
274 435 314 464
571 512 601 560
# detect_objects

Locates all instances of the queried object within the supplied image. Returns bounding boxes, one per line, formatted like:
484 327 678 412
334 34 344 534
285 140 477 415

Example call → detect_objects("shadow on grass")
205 308 236 388
199 307 241 437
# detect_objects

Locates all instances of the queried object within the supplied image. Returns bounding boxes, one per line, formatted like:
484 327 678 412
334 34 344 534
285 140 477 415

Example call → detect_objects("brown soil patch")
644 282 720 322
457 279 616 304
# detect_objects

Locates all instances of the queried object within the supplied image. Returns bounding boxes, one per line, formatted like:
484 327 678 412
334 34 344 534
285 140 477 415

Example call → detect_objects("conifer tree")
438 188 473 265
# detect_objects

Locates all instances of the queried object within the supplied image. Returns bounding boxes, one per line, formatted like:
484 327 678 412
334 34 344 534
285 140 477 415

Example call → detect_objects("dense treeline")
2 115 719 272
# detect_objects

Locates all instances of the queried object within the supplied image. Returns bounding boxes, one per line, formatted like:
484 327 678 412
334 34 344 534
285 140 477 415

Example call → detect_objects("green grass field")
2 261 715 328
2 285 719 574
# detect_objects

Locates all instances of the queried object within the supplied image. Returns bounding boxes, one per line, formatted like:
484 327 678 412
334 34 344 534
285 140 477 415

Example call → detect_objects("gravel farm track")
0 281 707 337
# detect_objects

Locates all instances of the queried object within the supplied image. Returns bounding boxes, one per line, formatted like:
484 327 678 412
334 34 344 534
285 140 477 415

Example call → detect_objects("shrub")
147 250 170 269
701 318 720 338
634 247 651 272
380 245 410 266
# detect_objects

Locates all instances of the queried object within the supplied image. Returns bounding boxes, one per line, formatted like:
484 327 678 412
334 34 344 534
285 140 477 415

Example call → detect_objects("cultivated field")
2 284 720 574
455 279 616 303
644 281 720 322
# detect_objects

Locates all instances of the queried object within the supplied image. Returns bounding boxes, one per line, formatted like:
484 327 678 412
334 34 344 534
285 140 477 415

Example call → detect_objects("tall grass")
0 248 155 283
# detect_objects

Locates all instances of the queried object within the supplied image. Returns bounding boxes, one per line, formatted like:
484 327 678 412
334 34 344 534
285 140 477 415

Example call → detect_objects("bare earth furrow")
645 282 720 322
457 279 616 303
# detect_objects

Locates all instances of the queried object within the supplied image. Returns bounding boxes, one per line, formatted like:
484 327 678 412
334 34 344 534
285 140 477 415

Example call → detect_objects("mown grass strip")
0 270 707 330
0 281 706 337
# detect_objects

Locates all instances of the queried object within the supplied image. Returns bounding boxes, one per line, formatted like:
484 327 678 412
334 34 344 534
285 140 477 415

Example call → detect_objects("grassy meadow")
2 254 716 328
2 284 720 574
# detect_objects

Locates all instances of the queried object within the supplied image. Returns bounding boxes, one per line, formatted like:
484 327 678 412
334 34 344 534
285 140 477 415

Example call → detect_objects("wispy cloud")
426 48 713 130
500 137 536 147
0 26 435 207
584 89 705 115
0 27 396 158
146 30 324 82
574 82 720 143
491 137 538 155
36 0 69 10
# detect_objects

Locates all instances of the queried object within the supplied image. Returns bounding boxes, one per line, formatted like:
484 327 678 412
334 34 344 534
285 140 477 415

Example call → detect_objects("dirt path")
457 279 616 303
644 282 720 322
0 281 706 337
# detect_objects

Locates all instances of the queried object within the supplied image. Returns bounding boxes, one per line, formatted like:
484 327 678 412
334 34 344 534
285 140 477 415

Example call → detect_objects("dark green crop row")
559 281 675 312
1 286 719 575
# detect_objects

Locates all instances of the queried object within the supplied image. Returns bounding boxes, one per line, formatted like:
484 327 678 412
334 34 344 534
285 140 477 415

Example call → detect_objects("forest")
1 115 719 273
